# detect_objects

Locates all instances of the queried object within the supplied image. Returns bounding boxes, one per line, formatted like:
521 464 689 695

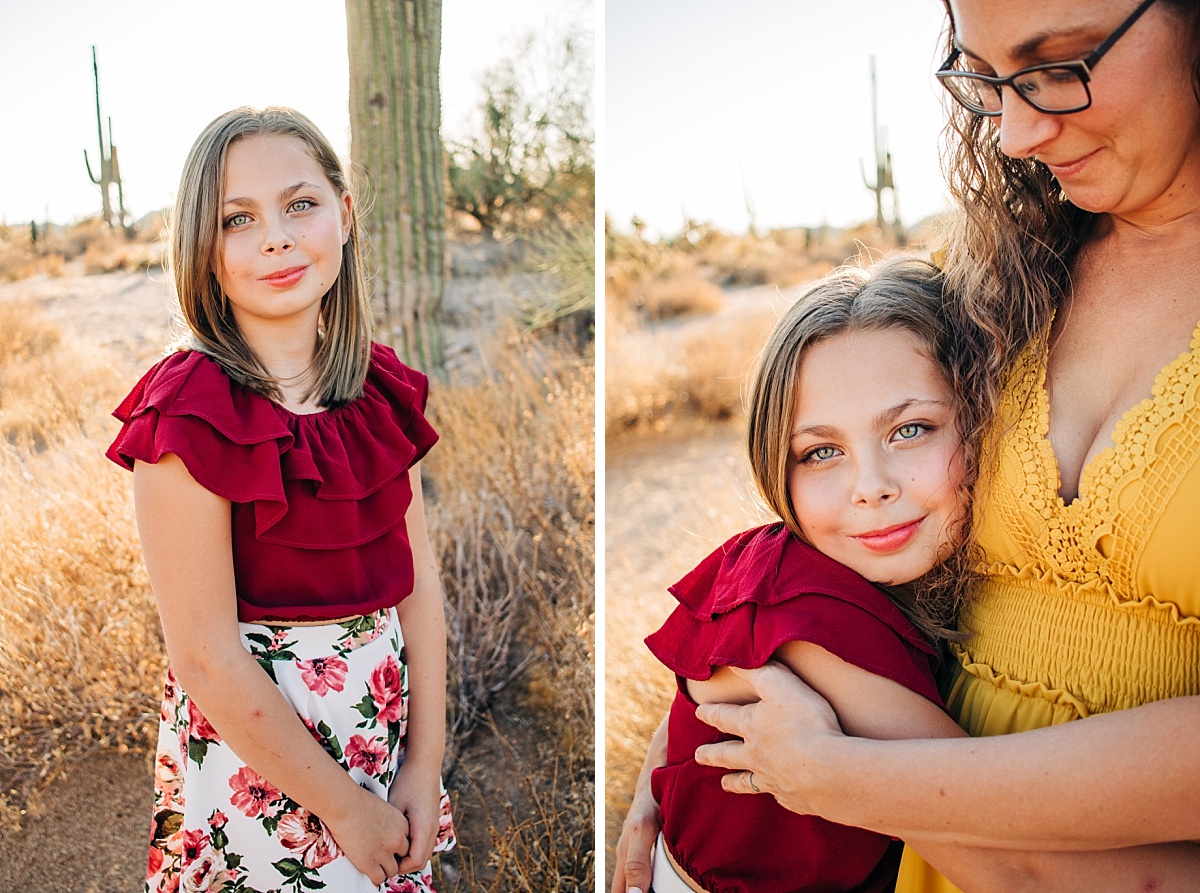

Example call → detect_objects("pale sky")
606 0 953 236
0 0 592 226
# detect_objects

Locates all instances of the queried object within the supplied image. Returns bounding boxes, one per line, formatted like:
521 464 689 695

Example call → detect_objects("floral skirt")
146 607 456 893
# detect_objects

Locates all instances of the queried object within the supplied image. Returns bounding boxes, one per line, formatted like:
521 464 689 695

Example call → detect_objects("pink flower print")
180 828 211 865
161 675 179 721
155 753 183 806
147 842 164 880
209 809 228 830
345 734 390 776
277 807 342 869
188 698 221 743
437 804 455 847
228 766 283 819
384 877 423 893
296 655 349 696
369 654 406 725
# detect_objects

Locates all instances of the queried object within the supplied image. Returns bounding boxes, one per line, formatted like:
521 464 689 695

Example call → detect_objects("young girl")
106 107 455 893
643 258 972 893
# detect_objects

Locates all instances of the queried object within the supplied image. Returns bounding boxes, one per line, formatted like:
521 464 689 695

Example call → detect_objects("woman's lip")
260 265 308 286
1043 149 1099 179
852 519 923 553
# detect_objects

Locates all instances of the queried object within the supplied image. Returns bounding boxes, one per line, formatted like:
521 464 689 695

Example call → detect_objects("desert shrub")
427 332 593 755
605 299 782 434
0 218 164 283
424 331 594 887
518 218 595 337
447 24 593 236
638 274 725 320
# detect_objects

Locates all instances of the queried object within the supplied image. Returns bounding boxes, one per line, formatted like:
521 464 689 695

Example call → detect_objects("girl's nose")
996 91 1062 160
262 220 294 254
852 458 901 507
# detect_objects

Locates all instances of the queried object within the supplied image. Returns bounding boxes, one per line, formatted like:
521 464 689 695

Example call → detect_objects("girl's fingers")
397 814 437 874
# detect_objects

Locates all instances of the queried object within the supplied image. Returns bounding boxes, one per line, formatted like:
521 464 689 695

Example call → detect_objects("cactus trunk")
346 0 446 374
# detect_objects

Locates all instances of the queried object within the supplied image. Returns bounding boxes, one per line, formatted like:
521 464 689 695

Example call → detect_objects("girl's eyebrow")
789 398 950 443
222 181 322 208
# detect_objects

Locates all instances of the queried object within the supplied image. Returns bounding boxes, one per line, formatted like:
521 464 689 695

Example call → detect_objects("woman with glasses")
614 0 1200 890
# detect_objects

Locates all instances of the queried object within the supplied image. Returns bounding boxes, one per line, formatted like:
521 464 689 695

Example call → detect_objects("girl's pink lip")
851 518 923 553
260 265 308 287
1043 149 1100 179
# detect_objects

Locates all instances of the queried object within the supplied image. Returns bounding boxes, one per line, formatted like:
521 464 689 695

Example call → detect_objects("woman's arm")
611 714 667 893
135 454 410 885
728 649 1200 891
389 464 448 874
695 662 1200 849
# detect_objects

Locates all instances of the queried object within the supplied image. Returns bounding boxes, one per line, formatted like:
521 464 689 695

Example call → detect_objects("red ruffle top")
645 524 942 893
106 343 438 623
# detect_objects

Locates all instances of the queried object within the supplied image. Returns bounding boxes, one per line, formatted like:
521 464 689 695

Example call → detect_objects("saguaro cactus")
346 0 445 373
860 56 902 241
84 46 128 230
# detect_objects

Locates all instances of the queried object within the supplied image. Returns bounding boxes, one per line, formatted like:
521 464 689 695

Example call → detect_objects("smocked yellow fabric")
897 327 1200 892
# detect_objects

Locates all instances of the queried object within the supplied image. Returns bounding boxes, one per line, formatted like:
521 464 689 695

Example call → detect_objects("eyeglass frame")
935 0 1160 116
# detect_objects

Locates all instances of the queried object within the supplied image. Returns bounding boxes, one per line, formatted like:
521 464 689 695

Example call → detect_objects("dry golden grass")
0 305 161 826
0 303 130 448
605 300 783 435
638 274 725 320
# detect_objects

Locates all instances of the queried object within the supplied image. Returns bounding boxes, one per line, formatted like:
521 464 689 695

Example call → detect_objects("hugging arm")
696 664 1200 890
135 454 412 885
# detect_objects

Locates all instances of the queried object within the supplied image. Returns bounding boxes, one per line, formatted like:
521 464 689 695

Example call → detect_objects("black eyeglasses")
937 0 1159 116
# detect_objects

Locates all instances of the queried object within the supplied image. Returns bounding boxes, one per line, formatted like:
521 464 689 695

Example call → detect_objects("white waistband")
652 831 698 893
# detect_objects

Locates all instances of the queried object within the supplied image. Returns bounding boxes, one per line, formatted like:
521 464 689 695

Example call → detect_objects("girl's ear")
340 191 353 245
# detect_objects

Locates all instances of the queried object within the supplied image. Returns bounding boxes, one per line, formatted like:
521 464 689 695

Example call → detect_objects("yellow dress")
897 329 1200 891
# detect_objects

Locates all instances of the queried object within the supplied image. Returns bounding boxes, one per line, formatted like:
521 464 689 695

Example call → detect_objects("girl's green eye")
223 213 250 229
800 445 838 464
290 199 315 212
896 423 925 440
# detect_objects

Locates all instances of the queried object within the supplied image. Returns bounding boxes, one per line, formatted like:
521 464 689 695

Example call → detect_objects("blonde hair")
169 106 372 407
747 258 976 641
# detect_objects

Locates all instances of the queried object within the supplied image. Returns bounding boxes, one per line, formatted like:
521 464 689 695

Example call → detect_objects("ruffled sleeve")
105 344 438 549
105 350 294 523
645 524 941 704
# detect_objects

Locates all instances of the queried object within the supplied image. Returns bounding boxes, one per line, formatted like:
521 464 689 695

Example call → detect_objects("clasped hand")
694 662 845 815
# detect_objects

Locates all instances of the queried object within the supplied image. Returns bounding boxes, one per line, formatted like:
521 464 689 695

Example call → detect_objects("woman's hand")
388 757 443 875
694 662 844 815
324 785 412 885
